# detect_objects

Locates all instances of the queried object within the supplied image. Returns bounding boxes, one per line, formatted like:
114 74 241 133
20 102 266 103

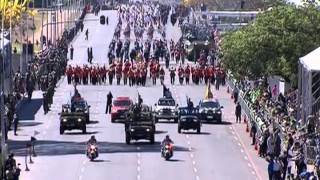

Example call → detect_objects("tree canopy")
0 0 36 28
220 4 320 85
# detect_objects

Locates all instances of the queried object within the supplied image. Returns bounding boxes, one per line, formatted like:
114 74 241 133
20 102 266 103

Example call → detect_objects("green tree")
221 4 320 85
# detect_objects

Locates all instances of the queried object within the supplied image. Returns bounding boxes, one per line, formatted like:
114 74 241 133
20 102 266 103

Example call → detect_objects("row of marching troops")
65 60 226 86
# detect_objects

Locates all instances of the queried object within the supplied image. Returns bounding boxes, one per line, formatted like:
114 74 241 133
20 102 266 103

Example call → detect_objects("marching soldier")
129 67 134 86
66 65 73 84
108 66 115 85
204 67 210 85
116 62 122 85
169 67 175 85
159 67 165 85
178 66 184 85
151 67 157 85
185 65 190 85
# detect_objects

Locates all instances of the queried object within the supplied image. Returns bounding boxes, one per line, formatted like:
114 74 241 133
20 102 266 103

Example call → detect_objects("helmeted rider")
161 135 174 146
87 135 97 145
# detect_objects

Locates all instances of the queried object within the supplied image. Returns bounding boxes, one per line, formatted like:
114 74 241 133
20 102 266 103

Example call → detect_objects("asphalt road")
8 9 266 180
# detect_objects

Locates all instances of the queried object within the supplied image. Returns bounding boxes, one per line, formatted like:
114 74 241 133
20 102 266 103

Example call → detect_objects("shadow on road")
181 131 211 135
155 130 168 134
167 159 184 162
202 121 232 125
18 99 42 121
63 131 99 135
8 140 190 157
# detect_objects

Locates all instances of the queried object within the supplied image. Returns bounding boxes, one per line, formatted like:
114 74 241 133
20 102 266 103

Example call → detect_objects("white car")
154 97 179 123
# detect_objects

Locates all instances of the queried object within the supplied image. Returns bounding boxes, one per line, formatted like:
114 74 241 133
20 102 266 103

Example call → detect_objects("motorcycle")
87 144 98 161
161 143 174 160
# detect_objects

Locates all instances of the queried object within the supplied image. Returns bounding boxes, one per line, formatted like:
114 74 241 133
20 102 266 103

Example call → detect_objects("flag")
204 84 213 99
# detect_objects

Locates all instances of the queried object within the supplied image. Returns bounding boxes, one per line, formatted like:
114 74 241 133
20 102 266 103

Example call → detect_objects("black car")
59 104 87 134
178 107 201 134
198 99 223 123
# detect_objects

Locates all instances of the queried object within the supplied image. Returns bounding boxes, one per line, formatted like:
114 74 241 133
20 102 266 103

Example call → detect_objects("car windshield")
114 100 131 106
200 101 220 108
158 99 175 106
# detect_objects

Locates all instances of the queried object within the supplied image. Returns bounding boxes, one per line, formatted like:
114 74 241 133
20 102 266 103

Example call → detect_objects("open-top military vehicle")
125 103 155 144
59 104 87 134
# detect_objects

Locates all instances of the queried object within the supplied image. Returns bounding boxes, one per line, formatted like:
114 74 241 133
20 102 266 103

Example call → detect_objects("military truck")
59 104 87 134
125 104 155 144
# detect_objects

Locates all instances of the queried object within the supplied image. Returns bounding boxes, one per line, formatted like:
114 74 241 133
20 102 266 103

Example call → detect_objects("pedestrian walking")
85 29 89 40
106 16 109 25
233 88 239 104
267 157 274 180
250 123 257 145
106 91 113 114
235 102 241 123
43 92 49 114
70 45 74 60
89 47 93 63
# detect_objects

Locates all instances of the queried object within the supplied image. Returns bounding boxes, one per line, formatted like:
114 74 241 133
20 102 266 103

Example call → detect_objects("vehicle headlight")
146 128 150 132
84 110 88 113
193 119 198 122
217 111 221 114
130 129 135 132
63 119 67 122
78 118 82 122
181 119 186 122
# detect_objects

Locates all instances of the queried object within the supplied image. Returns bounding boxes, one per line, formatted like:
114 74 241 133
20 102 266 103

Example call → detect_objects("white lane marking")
244 156 248 160
137 174 141 180
196 175 200 180
193 167 198 173
79 175 82 180
251 171 256 175
192 161 196 165
137 166 141 172
137 159 141 165
186 135 190 138
240 149 244 153
229 127 232 129
190 153 194 158
248 163 252 167
237 143 241 146
231 131 235 134
137 153 141 158
233 136 238 140
187 141 191 145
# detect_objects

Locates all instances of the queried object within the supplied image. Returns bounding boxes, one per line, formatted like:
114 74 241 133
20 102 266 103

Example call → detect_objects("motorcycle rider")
161 135 174 156
87 135 98 157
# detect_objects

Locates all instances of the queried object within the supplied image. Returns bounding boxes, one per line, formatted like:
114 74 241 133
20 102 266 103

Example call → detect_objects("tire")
59 127 64 134
82 126 87 134
111 118 115 123
126 134 131 145
174 118 178 123
86 115 90 123
150 134 155 144
178 126 181 133
197 127 201 134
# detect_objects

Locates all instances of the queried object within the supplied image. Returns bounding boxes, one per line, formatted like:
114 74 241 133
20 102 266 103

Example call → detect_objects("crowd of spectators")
232 76 320 179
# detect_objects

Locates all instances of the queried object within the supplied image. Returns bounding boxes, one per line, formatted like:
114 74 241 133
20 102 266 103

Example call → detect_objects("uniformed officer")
169 67 175 85
43 92 49 114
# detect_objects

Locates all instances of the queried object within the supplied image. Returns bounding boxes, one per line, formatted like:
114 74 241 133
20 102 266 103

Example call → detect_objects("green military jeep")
59 104 87 134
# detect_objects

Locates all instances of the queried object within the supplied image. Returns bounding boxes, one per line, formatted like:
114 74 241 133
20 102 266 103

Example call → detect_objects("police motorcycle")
161 142 174 160
87 143 98 161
